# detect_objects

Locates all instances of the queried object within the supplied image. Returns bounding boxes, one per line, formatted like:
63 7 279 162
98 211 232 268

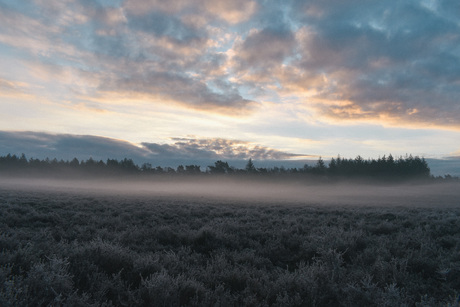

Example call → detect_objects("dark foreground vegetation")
1 153 456 182
1 188 460 306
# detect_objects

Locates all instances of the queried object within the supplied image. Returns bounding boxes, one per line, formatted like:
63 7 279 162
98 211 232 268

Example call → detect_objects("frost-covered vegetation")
1 188 459 306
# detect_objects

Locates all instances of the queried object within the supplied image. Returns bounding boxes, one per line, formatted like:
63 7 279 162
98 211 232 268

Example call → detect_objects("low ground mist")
1 175 458 207
1 181 460 306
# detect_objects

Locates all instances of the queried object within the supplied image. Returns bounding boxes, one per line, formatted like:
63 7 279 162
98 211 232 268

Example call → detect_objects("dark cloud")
142 142 218 160
0 131 150 162
282 0 460 127
143 137 303 160
0 131 303 165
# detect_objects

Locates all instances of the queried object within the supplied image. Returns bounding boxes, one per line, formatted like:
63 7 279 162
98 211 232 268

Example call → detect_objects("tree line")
0 153 454 181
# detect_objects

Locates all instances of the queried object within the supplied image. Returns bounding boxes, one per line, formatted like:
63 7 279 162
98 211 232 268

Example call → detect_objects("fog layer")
1 176 458 207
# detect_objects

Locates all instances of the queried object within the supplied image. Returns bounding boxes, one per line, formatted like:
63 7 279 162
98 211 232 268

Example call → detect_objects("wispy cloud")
0 78 32 99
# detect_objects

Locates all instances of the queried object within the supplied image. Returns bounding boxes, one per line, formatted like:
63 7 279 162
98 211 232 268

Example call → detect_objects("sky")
1 0 460 170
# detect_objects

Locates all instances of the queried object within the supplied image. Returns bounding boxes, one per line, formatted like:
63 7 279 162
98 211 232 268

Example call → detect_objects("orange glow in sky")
1 0 459 163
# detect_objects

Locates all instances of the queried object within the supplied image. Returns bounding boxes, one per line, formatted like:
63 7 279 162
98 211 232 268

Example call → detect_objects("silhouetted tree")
70 158 80 168
208 160 232 174
328 157 337 175
141 163 152 171
245 158 257 173
19 153 27 167
177 165 185 173
119 158 138 172
0 153 435 180
166 167 176 174
312 156 326 175
185 165 201 174
257 167 268 173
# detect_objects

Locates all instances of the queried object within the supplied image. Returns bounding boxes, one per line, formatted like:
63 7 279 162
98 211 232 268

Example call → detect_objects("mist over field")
1 175 459 208
2 174 460 306
1 156 459 305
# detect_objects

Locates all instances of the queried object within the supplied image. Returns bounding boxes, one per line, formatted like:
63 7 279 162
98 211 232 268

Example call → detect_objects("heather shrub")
1 188 459 306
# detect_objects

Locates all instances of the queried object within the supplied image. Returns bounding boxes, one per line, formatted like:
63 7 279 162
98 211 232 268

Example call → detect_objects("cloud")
220 1 460 128
127 11 205 46
0 78 32 99
204 0 257 24
1 0 459 129
123 0 257 24
233 27 296 75
143 137 304 160
98 70 256 114
122 0 189 16
286 1 460 128
0 0 255 115
0 131 305 165
0 131 150 161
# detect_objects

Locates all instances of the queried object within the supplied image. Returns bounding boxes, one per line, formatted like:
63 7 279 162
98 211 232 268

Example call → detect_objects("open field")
1 179 460 306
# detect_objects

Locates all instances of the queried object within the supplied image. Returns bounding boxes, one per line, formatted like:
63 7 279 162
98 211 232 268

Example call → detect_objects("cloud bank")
0 0 459 127
2 131 459 176
0 131 303 165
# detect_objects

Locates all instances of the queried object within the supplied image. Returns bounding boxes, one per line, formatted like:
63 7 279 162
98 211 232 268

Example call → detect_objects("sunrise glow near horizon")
1 0 460 162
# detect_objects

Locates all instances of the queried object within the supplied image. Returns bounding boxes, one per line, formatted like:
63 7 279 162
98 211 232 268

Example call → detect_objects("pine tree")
245 158 256 173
